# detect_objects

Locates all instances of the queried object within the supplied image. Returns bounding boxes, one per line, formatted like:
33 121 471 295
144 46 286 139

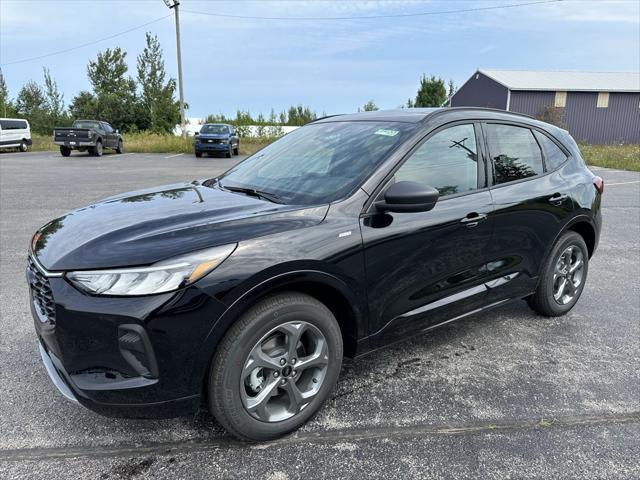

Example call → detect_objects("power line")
0 14 172 67
182 0 562 21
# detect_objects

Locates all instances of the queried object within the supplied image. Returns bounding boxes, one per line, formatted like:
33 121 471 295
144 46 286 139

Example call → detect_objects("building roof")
479 69 640 92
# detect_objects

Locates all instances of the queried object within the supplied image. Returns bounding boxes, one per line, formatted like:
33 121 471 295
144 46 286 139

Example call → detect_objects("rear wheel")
60 146 71 157
92 141 103 157
208 292 343 441
115 139 123 154
527 231 589 316
19 141 28 152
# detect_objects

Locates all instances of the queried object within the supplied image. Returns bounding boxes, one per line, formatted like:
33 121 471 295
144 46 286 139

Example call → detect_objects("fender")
190 267 368 393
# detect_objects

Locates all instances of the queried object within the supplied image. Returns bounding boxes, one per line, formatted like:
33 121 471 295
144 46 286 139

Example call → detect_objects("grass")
578 143 640 172
25 134 640 172
28 133 275 156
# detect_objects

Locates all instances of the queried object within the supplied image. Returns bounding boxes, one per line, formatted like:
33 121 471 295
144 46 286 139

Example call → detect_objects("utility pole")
163 0 186 137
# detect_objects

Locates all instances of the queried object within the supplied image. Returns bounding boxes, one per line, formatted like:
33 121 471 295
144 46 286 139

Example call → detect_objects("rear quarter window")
485 124 544 185
534 131 568 170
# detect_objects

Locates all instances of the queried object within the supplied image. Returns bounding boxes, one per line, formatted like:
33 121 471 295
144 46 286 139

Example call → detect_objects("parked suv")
28 108 602 441
194 123 239 158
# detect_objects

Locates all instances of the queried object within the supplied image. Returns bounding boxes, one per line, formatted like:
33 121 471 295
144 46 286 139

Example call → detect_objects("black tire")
233 144 239 156
19 141 28 152
93 141 103 157
115 139 123 154
527 231 589 317
60 146 71 157
208 292 343 442
226 145 232 158
195 151 202 158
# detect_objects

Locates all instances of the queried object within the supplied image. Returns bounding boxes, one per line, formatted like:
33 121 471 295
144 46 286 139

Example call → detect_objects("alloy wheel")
240 321 329 422
552 245 584 305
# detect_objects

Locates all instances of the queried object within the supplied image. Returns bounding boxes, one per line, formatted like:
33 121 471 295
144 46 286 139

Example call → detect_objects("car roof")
313 107 564 133
202 123 230 127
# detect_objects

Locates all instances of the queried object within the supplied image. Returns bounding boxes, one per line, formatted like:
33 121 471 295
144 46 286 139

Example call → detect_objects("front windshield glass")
73 121 100 129
200 124 229 134
218 121 417 205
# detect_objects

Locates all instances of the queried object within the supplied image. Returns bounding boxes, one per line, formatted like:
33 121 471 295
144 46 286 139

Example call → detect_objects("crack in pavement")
1 411 638 462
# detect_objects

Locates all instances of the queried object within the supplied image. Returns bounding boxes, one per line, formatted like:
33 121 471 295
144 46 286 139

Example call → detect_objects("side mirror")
378 181 439 213
194 131 199 136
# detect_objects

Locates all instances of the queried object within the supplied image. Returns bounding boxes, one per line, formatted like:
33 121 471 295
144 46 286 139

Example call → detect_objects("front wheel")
208 292 343 442
233 144 239 156
527 231 589 316
226 145 232 158
115 139 123 154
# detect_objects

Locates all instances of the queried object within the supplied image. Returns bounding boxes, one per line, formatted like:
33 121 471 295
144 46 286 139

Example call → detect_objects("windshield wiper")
220 184 285 204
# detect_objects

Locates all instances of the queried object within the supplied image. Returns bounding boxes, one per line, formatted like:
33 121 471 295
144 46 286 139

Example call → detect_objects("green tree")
68 91 98 120
43 67 68 126
15 81 49 133
286 104 316 126
136 33 180 133
80 47 142 131
360 99 379 112
413 74 447 107
0 69 17 117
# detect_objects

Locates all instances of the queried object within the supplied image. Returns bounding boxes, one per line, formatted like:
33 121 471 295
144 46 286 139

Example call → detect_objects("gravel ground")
0 151 638 479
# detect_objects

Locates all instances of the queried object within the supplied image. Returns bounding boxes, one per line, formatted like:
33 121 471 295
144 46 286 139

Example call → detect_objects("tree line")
0 32 180 135
0 29 455 135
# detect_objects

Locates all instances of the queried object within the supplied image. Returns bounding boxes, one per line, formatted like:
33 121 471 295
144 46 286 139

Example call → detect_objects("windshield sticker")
374 129 399 137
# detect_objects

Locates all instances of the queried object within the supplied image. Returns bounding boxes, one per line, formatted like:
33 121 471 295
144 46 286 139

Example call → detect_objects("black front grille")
28 256 56 323
203 138 222 144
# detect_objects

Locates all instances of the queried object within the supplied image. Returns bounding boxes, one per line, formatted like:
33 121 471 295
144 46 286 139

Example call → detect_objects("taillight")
593 176 604 194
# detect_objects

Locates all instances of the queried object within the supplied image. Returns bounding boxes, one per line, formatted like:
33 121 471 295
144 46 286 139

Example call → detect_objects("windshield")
200 124 229 134
218 121 417 205
72 121 101 129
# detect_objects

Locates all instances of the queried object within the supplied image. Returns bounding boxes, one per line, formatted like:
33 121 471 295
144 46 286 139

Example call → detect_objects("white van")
0 118 32 152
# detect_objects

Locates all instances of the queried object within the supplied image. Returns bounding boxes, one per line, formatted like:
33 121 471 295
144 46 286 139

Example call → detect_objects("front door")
361 123 496 347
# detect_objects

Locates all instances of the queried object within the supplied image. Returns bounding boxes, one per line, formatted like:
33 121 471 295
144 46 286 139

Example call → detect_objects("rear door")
361 122 497 347
482 122 574 302
102 122 117 148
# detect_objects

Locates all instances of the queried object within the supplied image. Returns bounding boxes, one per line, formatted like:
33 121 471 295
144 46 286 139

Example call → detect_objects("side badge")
338 231 352 238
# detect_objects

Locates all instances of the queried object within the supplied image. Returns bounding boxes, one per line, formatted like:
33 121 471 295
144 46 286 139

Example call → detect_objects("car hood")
33 183 328 271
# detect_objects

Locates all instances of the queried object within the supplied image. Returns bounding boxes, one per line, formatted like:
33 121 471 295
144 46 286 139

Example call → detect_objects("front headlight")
66 244 236 296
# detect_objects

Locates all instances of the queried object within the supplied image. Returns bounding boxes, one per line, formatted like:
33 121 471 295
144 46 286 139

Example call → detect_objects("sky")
1 0 639 119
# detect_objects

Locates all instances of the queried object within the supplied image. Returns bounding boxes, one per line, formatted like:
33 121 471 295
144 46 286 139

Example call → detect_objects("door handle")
460 212 488 228
549 193 568 205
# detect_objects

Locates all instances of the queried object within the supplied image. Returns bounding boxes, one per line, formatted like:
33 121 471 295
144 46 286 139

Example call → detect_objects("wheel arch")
567 219 596 258
194 270 366 401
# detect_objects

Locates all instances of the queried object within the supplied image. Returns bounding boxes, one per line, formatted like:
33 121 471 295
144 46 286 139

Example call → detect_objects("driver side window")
395 124 479 197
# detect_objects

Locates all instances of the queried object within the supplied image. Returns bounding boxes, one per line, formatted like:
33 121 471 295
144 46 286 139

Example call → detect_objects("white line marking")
606 181 640 186
164 153 184 159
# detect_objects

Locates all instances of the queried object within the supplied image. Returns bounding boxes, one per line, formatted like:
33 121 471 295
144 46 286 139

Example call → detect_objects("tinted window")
394 124 478 196
201 124 229 134
535 131 568 170
103 123 113 133
485 124 544 184
219 121 417 205
0 119 27 129
73 121 101 130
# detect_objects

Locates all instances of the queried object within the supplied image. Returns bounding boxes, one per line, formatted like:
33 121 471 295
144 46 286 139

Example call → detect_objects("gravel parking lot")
0 150 638 479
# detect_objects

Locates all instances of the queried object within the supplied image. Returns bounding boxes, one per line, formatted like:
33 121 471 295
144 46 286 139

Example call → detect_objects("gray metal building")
450 69 640 144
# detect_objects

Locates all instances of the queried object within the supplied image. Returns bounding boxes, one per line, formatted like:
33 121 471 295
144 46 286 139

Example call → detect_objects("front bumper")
195 142 230 152
28 261 229 419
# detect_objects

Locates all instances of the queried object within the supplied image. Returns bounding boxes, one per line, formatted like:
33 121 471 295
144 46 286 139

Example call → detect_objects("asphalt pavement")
0 150 638 479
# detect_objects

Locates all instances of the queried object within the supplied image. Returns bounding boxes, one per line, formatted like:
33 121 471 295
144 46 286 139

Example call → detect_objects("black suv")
28 108 602 441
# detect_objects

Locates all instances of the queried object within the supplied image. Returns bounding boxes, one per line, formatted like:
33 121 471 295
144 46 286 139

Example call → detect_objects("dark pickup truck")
54 120 123 157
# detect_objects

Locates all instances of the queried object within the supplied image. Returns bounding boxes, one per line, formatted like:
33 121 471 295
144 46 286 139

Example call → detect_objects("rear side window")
485 124 544 185
394 124 478 196
0 119 27 129
534 131 568 170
